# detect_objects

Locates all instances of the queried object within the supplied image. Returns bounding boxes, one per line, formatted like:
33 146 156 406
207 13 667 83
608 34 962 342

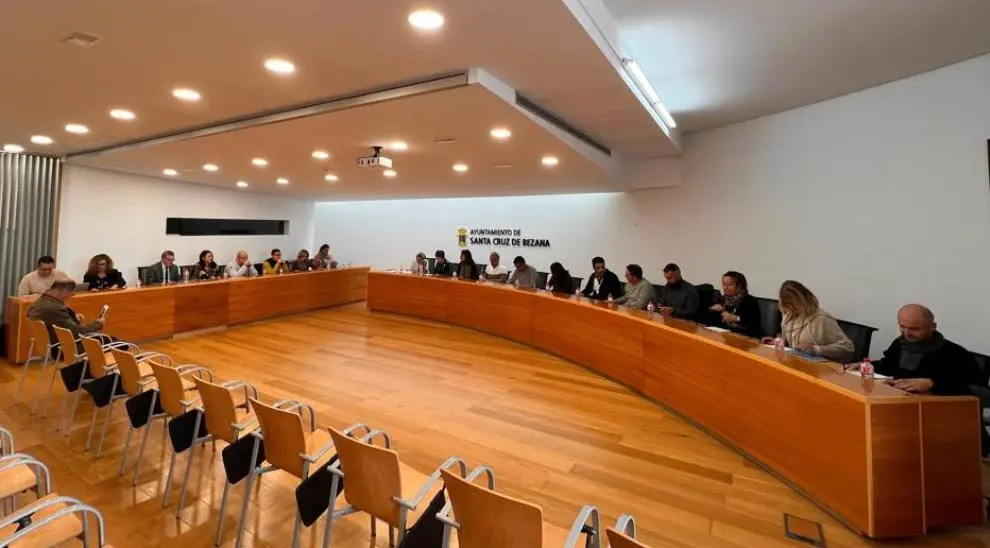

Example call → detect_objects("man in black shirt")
658 263 699 319
433 250 453 277
580 256 621 301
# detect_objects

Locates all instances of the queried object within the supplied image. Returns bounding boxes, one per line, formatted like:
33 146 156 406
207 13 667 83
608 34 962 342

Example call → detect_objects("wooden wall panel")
310 268 369 308
868 401 925 537
446 281 534 345
919 397 984 529
366 273 448 322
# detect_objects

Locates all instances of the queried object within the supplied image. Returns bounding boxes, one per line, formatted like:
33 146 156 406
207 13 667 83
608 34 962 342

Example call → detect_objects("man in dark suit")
144 250 181 285
581 256 622 300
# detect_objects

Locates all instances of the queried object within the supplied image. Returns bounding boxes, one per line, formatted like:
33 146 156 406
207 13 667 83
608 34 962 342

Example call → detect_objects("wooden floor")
1 303 988 547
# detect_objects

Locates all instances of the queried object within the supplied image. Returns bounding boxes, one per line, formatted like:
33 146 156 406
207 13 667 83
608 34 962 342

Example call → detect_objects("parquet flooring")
1 304 988 547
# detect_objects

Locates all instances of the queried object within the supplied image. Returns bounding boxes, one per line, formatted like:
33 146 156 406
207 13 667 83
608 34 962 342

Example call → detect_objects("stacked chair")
0 427 113 547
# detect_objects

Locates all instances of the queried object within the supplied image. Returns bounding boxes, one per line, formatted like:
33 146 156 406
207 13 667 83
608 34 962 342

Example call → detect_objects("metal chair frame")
0 454 52 518
15 320 60 414
0 495 106 547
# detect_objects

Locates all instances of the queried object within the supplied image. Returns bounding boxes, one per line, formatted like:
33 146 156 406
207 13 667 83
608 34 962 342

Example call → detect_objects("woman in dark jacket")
547 262 574 294
456 250 480 280
709 270 761 337
83 253 126 290
193 250 220 280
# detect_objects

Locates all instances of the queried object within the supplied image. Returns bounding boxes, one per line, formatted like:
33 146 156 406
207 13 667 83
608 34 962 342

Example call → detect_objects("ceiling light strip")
65 72 472 159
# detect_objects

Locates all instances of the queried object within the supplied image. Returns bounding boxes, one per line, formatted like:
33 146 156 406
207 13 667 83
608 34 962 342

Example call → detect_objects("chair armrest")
613 514 637 538
232 417 259 433
360 429 393 448
101 341 137 352
135 351 173 365
176 364 213 381
180 396 203 411
341 423 372 437
221 380 259 401
276 400 317 432
0 454 51 494
300 439 335 464
0 497 105 548
563 505 601 548
395 456 468 510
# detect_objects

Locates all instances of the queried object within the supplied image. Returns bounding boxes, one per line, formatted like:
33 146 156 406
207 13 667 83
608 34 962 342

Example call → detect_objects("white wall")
315 53 990 354
57 166 315 281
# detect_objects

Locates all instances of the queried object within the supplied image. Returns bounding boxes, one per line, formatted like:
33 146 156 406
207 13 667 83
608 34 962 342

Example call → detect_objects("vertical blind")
0 153 62 315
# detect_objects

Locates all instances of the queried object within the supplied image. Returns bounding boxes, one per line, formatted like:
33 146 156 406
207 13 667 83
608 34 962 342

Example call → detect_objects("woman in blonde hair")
764 280 854 362
83 253 126 290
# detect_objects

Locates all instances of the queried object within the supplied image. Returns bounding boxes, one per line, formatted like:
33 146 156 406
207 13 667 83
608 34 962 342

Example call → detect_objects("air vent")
62 30 103 49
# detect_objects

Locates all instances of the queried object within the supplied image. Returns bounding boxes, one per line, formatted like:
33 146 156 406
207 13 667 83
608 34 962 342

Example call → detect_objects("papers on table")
705 326 731 333
760 344 829 362
845 369 892 380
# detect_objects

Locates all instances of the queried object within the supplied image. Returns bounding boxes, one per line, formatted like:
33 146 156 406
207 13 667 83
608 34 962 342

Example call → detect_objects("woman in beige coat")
765 280 855 362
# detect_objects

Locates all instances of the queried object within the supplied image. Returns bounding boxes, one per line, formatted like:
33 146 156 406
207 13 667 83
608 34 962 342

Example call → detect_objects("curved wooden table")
366 272 982 538
5 267 370 363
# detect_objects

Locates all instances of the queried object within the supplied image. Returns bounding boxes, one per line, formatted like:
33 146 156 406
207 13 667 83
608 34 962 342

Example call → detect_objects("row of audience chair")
13 319 654 547
0 426 112 547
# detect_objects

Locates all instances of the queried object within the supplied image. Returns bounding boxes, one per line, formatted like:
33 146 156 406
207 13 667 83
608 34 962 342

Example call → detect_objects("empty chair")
536 271 549 289
571 277 583 292
438 465 602 547
606 514 649 548
78 335 140 455
189 377 258 531
323 430 466 547
835 319 879 363
148 362 212 510
0 453 51 515
0 495 108 547
694 283 717 322
237 398 337 548
110 348 173 479
50 326 130 435
754 297 782 338
16 319 60 414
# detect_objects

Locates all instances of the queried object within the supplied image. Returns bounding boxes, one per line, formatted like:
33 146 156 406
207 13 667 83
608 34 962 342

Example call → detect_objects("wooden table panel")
447 281 534 345
5 268 369 360
174 282 229 334
919 397 984 529
364 272 983 539
533 297 645 391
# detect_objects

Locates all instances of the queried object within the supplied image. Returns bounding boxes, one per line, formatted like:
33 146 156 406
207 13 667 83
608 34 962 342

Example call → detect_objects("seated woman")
292 249 312 272
708 271 761 337
82 254 126 290
410 252 429 275
547 262 574 294
311 255 326 270
455 249 480 280
762 280 855 362
192 250 220 280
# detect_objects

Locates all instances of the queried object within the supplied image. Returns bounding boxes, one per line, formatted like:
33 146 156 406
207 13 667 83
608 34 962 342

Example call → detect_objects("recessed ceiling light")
203 163 219 172
109 109 135 121
387 141 408 151
541 156 560 167
251 158 268 167
490 128 511 140
276 177 290 185
64 123 89 134
312 150 330 160
264 58 296 75
3 144 24 153
383 169 397 178
435 138 457 145
408 9 444 31
452 163 468 173
30 135 53 145
236 181 249 188
493 163 513 169
163 168 178 176
324 174 339 182
172 88 201 102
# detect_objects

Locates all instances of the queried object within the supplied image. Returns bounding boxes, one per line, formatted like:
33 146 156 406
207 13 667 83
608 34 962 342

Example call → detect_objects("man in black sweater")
871 304 981 395
580 256 622 301
433 250 453 277
658 263 699 319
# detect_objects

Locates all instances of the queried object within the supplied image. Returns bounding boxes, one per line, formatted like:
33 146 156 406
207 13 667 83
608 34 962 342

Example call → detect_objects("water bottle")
773 334 784 350
607 295 614 305
860 358 874 379
574 288 580 299
182 268 190 283
647 303 655 317
135 277 142 289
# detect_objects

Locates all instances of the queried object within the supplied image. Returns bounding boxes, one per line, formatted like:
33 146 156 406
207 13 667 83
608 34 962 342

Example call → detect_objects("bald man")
867 304 981 395
225 250 258 278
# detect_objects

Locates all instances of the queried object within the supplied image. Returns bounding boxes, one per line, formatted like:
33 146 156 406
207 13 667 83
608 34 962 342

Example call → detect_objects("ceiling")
72 84 615 200
0 0 673 161
604 0 990 131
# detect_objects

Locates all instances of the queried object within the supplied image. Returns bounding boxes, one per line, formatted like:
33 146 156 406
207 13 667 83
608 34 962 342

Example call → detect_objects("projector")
357 146 393 169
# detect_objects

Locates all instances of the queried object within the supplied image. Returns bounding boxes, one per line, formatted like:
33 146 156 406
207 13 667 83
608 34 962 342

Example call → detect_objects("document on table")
760 345 829 362
845 369 892 380
705 326 730 333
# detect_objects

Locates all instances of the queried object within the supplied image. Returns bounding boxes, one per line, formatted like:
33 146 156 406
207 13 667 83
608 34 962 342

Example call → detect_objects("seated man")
507 256 538 288
580 256 621 301
613 264 655 310
17 255 65 296
433 250 453 277
262 248 290 275
868 304 981 395
27 278 105 344
658 263 699 319
145 250 181 285
225 250 258 277
483 252 509 283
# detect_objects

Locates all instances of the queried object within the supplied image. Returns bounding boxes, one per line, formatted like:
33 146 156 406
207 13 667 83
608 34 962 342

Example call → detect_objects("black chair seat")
836 319 878 363
754 297 782 338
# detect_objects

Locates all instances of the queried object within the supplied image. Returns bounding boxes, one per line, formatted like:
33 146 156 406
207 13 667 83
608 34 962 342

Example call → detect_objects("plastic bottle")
773 334 784 350
182 269 190 283
860 358 874 379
